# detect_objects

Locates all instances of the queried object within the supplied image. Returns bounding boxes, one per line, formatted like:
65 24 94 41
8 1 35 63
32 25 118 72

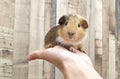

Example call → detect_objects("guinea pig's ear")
58 15 69 25
81 20 88 28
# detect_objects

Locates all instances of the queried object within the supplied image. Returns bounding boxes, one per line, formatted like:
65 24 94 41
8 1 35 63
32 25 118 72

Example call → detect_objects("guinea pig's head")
57 15 88 45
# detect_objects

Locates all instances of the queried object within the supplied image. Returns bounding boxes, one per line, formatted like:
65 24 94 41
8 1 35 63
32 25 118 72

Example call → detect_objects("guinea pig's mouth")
67 33 75 39
68 36 75 41
67 36 76 42
68 36 73 39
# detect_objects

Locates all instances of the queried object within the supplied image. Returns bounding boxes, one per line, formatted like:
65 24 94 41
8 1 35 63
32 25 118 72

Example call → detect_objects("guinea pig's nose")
68 32 75 36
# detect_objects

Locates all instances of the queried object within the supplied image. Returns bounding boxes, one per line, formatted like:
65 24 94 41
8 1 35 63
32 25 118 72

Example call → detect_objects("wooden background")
0 0 119 79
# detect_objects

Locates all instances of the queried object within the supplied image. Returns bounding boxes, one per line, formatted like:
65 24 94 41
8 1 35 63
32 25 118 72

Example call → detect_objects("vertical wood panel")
13 0 30 79
88 0 95 64
0 27 13 79
109 34 115 79
0 0 14 79
109 0 115 79
0 0 14 28
76 0 88 17
28 0 44 79
115 0 120 79
94 0 103 75
68 0 78 14
102 0 109 79
51 0 57 26
44 0 52 33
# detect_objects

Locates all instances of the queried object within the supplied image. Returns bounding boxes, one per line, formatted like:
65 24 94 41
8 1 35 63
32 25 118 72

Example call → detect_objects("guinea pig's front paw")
69 47 80 53
79 48 86 53
69 47 86 53
44 43 54 48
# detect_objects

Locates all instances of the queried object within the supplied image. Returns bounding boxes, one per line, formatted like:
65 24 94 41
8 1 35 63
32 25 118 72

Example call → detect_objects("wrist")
62 60 84 79
61 60 103 79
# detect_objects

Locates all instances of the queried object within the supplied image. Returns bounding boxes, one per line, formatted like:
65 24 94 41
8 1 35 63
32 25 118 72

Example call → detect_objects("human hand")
27 46 102 79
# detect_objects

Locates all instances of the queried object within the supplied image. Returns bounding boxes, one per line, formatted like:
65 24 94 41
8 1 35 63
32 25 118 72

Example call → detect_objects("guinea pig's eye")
78 24 80 28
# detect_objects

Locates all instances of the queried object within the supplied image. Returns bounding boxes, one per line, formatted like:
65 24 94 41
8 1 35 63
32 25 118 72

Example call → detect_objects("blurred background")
0 0 120 79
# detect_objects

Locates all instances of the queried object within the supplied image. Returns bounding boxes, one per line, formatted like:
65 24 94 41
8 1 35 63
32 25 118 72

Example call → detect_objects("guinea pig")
44 14 88 52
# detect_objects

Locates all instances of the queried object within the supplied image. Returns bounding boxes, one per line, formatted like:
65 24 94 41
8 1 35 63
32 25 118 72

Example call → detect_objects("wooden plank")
0 50 13 79
102 0 109 79
88 0 95 64
28 0 44 79
68 0 77 14
0 0 14 79
90 0 103 75
94 0 103 76
44 0 52 33
0 26 13 79
51 0 57 26
76 0 88 17
13 0 30 79
43 0 55 79
109 0 115 79
109 34 115 79
0 27 14 50
115 0 120 79
109 0 116 35
0 0 14 28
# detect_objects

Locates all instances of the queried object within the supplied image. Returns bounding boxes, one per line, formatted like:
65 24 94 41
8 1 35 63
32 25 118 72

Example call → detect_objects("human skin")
27 46 103 79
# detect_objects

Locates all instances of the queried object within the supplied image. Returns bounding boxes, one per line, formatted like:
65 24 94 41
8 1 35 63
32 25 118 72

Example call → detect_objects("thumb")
27 50 45 61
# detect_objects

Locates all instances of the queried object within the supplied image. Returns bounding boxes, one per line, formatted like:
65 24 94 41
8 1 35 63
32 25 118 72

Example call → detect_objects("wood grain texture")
0 0 14 79
13 0 30 79
0 27 13 79
115 0 120 79
28 0 44 79
94 0 103 75
109 1 116 79
102 0 109 79
109 34 115 79
88 0 95 64
0 0 14 28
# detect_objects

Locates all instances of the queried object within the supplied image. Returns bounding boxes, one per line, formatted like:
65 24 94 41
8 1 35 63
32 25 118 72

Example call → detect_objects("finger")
27 48 64 69
27 50 45 61
27 47 63 62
